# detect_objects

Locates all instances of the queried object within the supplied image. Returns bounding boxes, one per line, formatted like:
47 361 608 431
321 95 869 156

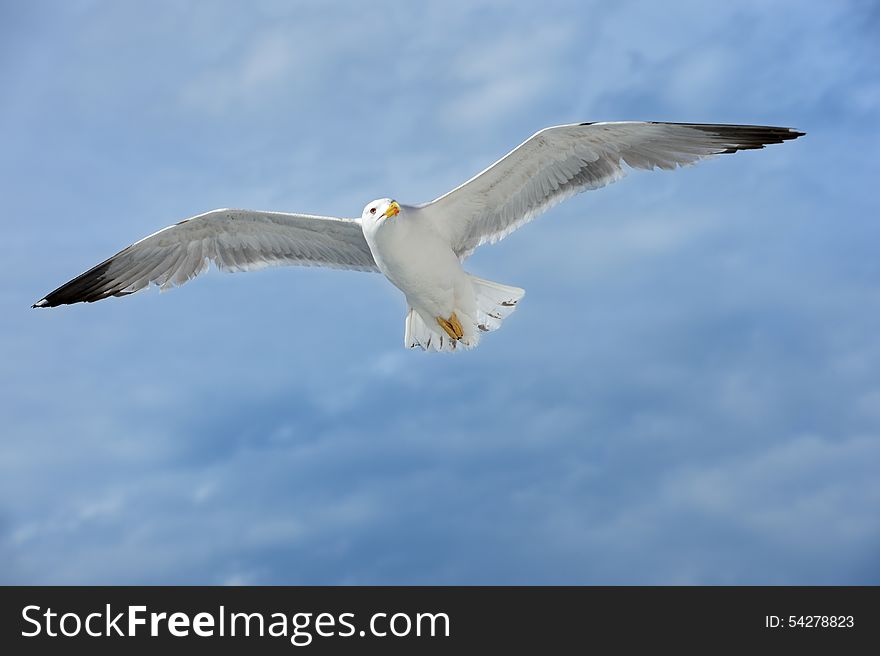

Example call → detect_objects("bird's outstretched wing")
421 122 805 258
33 209 377 307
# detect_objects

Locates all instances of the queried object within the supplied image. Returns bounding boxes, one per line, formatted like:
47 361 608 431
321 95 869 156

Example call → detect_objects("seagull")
33 121 804 351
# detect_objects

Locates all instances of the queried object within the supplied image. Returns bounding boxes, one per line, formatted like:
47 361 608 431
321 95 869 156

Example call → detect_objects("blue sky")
1 0 879 584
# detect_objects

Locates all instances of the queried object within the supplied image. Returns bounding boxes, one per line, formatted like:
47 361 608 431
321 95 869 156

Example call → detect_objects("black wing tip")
583 120 805 143
663 122 805 151
33 292 109 308
32 296 83 308
33 259 118 309
32 295 71 308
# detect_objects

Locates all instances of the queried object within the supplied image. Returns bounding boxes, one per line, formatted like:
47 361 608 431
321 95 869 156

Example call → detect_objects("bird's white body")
33 121 804 352
361 201 522 350
362 203 466 322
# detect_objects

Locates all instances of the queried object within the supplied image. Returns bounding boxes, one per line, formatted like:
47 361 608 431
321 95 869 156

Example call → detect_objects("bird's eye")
370 207 377 214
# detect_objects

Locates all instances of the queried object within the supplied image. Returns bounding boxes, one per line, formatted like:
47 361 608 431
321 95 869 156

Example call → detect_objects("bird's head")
362 198 400 225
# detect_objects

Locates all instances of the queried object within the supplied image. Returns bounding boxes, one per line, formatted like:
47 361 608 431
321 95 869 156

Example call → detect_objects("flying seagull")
33 121 804 351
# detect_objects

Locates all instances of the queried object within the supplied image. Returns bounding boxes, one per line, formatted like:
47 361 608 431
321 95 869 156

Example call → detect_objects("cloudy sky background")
2 0 879 584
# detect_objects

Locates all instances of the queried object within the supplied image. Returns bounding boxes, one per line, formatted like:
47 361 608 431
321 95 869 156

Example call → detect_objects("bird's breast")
364 214 460 297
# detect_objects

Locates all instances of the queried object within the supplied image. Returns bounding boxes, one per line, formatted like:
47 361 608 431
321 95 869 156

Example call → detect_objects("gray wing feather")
34 209 377 307
422 122 804 258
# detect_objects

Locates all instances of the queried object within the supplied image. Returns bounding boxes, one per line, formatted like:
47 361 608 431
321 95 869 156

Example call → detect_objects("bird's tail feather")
469 275 525 334
405 308 470 352
404 275 524 352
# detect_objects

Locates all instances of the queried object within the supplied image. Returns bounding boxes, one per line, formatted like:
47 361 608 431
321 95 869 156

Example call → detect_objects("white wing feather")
34 208 377 307
421 121 804 258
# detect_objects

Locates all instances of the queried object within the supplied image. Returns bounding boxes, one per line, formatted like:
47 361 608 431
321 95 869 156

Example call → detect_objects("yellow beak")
383 201 400 219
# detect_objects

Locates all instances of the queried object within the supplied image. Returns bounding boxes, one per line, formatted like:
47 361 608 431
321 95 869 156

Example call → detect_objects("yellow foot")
449 313 464 339
437 312 464 340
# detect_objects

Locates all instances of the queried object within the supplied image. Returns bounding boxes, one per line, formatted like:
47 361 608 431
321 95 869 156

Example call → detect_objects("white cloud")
179 29 301 114
442 23 574 126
